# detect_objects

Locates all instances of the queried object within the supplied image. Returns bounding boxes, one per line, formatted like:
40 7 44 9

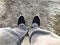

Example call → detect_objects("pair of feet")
18 16 40 36
18 16 40 26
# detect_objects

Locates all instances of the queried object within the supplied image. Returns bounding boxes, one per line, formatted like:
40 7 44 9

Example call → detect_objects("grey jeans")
0 23 60 45
29 23 60 45
0 24 28 45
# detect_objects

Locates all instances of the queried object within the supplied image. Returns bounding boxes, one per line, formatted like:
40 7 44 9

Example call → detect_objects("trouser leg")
28 23 50 45
29 23 60 45
12 23 28 45
0 24 28 45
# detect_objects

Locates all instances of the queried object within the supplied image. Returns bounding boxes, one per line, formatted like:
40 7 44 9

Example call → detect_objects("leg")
28 16 60 45
0 16 28 45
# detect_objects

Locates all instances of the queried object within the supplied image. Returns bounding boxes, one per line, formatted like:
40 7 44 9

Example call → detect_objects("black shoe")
18 16 29 36
32 16 40 26
18 16 25 25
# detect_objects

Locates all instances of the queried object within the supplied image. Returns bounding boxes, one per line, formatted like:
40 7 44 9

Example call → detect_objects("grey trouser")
29 23 60 45
0 24 28 45
0 23 60 45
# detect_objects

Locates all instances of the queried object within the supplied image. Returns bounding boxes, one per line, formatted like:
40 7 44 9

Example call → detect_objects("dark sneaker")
18 16 25 25
18 16 28 36
32 16 40 26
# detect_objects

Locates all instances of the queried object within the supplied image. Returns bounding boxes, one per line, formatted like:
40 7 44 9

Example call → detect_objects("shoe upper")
32 16 40 26
18 16 25 25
